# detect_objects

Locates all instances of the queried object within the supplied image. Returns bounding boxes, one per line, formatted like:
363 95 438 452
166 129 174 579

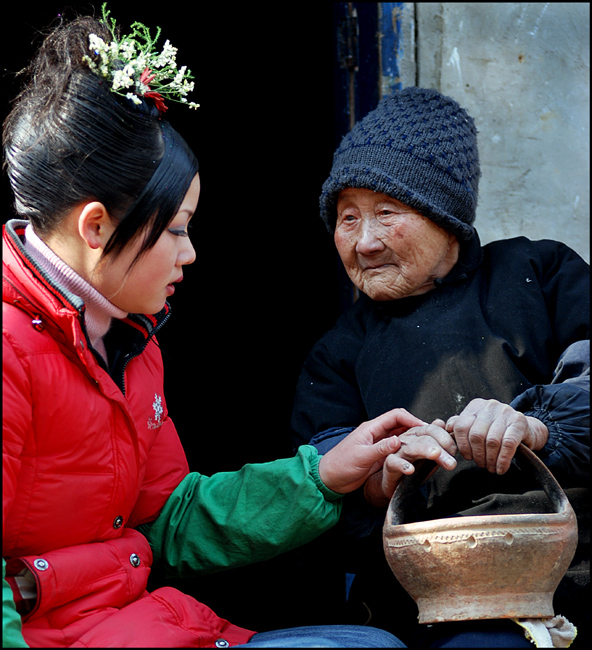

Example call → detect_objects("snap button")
34 558 49 571
31 315 44 331
129 553 141 568
113 516 124 529
215 640 230 648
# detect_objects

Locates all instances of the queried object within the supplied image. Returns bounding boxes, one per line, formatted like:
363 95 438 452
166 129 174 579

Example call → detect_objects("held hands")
363 420 458 507
318 408 427 494
362 398 549 507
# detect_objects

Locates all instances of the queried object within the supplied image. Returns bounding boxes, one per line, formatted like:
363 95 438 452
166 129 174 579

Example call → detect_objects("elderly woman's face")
334 188 459 301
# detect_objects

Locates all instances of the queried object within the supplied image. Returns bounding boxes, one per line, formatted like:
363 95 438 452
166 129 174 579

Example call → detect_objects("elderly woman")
290 87 589 647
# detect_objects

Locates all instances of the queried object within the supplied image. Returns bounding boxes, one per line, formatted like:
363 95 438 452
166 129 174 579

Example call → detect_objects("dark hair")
3 13 198 265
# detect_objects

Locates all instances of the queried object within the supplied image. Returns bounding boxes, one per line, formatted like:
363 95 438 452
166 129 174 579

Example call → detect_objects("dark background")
2 0 348 630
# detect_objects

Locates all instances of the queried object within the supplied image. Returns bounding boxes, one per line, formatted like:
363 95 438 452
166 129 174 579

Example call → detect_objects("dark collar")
434 230 483 288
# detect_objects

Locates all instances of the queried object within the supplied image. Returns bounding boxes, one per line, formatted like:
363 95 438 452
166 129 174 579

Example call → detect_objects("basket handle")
387 443 572 526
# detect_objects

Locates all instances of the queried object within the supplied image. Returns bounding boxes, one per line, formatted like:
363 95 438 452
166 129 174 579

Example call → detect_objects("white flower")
120 40 136 60
173 66 187 85
112 69 135 91
84 8 199 112
88 33 106 53
134 55 148 72
126 92 142 105
153 39 178 68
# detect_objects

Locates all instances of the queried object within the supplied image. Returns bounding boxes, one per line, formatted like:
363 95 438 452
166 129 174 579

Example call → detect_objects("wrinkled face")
94 174 200 314
334 188 459 301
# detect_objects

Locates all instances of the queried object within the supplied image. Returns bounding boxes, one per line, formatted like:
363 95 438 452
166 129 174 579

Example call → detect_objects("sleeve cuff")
297 445 344 503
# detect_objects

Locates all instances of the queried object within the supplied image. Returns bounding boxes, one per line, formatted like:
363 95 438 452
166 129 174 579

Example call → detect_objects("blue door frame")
332 2 410 310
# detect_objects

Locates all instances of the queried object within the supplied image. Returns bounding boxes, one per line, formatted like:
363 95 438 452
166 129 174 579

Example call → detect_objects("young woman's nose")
356 218 386 255
179 237 197 266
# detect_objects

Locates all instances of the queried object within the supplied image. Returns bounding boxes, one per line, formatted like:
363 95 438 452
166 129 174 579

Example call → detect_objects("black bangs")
101 120 199 267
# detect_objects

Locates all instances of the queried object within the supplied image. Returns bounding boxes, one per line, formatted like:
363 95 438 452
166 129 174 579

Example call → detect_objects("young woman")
2 8 430 648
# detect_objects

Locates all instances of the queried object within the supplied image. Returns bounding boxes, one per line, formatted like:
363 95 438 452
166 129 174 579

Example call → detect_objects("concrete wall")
393 2 589 262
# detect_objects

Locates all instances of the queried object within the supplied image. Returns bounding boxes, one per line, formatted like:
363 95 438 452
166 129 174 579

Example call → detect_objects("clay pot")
383 444 578 624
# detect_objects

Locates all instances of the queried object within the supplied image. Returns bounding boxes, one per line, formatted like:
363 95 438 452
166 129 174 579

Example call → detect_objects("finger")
445 415 459 433
480 404 526 473
353 433 404 479
446 415 475 455
418 423 458 456
381 455 415 497
466 411 494 468
482 416 509 473
373 433 403 458
365 408 428 443
446 413 476 460
397 435 458 471
495 421 525 474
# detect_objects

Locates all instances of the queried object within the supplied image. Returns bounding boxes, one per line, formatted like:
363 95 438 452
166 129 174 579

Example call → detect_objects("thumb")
362 433 402 468
365 408 427 443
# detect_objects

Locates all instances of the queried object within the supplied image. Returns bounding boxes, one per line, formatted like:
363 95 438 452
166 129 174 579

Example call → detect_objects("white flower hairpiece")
82 3 199 113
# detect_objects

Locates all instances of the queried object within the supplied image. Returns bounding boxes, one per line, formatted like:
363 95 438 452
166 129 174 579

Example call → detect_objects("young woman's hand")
318 408 427 494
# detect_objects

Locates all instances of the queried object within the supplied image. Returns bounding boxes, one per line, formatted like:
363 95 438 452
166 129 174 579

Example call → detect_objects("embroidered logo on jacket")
147 394 164 429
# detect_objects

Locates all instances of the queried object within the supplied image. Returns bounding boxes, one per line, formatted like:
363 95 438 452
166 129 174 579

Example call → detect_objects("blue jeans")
235 624 406 647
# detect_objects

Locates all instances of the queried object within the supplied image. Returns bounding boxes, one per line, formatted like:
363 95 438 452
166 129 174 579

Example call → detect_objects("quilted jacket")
2 221 254 647
3 219 346 647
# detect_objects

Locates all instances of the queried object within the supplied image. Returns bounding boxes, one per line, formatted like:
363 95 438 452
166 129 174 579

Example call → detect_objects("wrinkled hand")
363 420 458 507
446 398 549 475
318 408 427 494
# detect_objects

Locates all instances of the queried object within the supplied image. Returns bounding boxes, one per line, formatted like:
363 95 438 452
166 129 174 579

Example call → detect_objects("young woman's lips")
166 276 183 295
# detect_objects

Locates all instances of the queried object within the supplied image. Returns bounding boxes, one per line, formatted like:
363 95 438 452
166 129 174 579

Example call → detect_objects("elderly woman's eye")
378 208 399 221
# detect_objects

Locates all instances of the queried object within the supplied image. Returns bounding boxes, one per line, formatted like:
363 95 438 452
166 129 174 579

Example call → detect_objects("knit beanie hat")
320 87 481 240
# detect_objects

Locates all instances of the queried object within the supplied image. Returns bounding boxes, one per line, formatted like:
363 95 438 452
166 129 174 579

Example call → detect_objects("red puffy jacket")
2 221 255 647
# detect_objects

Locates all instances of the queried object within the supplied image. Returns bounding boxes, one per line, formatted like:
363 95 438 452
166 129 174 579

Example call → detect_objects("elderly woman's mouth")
362 263 394 271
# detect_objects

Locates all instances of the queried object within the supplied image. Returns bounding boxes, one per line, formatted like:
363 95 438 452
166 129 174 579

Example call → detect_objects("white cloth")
514 616 577 648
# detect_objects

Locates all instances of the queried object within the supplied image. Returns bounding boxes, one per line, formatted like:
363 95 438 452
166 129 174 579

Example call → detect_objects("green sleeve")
2 559 29 648
138 445 342 577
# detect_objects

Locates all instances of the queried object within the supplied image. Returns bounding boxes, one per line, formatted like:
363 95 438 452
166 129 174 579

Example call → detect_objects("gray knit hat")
320 87 480 240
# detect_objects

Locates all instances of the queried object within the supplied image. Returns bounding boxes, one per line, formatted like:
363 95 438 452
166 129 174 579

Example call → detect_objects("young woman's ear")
77 202 115 250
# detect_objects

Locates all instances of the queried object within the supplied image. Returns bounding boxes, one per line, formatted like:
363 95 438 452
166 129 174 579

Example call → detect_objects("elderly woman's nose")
356 219 385 254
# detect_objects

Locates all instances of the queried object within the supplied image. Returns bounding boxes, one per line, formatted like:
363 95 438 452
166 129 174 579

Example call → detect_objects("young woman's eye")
168 224 192 237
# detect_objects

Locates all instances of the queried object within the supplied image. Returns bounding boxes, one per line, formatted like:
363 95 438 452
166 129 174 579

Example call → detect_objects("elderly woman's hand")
318 408 427 494
446 398 549 475
363 420 458 507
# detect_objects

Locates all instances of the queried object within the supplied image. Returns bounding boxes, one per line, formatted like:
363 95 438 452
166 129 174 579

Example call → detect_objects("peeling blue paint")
379 3 405 96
